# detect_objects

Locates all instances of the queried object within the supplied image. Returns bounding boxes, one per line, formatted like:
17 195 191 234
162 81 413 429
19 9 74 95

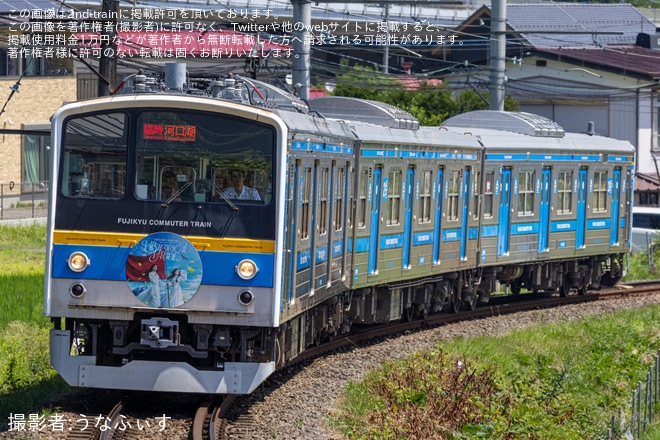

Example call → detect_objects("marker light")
236 259 258 280
238 290 255 306
69 283 87 298
68 252 90 272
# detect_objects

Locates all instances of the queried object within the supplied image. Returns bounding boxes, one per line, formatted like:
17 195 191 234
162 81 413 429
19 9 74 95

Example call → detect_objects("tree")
328 63 519 125
454 89 519 114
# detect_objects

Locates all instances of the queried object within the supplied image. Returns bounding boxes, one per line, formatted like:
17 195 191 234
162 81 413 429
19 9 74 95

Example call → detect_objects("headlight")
236 259 258 280
68 251 90 272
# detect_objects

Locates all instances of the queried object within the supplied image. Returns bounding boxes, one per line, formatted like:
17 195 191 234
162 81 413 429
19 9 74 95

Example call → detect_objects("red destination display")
143 123 197 142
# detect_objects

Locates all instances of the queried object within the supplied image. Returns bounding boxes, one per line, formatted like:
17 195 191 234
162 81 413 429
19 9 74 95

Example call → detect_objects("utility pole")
489 0 506 111
382 3 389 74
291 0 311 99
98 0 118 96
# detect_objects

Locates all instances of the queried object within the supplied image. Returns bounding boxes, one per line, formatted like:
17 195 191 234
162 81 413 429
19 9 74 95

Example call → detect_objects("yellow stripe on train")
52 231 275 253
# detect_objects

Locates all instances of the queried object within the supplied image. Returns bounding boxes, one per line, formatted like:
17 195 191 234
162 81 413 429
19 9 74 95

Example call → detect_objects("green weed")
0 225 66 431
334 306 660 439
0 322 68 426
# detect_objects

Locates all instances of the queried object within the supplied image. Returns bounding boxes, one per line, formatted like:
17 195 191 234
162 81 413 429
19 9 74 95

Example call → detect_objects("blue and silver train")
43 70 635 394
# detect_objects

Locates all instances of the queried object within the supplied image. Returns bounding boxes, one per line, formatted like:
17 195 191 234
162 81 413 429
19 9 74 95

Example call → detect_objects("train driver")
223 168 261 201
161 171 182 200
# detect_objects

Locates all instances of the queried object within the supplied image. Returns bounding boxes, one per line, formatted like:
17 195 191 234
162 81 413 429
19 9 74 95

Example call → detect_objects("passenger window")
334 167 345 232
301 167 312 239
447 171 460 221
483 172 494 218
472 170 480 220
557 171 573 215
357 169 369 228
517 170 535 216
386 169 401 226
593 171 608 213
319 167 329 235
419 170 432 224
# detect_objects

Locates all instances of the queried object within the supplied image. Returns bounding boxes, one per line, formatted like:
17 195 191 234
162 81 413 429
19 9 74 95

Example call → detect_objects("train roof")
349 123 483 150
308 96 420 130
306 97 482 150
273 108 357 142
275 107 483 151
444 111 635 155
443 111 566 138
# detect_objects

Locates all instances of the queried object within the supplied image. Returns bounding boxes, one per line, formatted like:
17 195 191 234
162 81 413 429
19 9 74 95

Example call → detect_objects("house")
441 3 660 202
635 172 660 206
0 0 78 198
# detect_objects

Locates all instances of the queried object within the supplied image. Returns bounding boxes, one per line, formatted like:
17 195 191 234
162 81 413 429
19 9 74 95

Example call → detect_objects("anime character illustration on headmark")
126 232 203 308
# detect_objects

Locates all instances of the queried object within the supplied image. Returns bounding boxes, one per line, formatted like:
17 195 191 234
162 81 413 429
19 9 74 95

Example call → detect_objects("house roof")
395 76 443 91
536 46 660 78
451 4 660 81
636 173 660 193
462 3 657 49
506 4 656 48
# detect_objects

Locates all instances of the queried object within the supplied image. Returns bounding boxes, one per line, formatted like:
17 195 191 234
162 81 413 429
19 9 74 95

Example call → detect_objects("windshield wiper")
160 180 239 211
161 181 193 207
212 183 239 211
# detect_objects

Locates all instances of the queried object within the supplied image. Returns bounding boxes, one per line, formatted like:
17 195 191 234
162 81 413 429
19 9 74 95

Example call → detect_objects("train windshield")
59 109 275 204
60 112 128 198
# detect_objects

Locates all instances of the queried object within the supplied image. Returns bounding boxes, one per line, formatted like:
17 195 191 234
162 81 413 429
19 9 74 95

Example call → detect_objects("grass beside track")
0 225 68 430
333 306 660 439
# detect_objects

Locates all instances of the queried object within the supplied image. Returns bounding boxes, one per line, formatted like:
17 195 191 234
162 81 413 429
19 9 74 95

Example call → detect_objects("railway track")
64 392 129 440
191 397 236 440
59 282 660 440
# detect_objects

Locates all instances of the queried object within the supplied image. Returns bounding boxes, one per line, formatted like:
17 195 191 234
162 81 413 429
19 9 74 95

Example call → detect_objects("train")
44 67 635 394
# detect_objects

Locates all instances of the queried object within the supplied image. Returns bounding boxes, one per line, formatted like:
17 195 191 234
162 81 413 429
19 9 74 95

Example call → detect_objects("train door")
325 163 335 286
368 167 382 275
298 164 313 297
308 162 320 293
498 168 511 256
313 163 331 291
286 160 300 304
610 168 621 246
433 168 444 264
342 163 353 278
576 168 588 249
460 168 470 260
331 163 349 283
402 167 414 269
538 168 551 252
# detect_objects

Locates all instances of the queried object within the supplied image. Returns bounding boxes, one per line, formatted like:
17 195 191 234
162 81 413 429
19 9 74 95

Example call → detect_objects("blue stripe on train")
51 244 274 287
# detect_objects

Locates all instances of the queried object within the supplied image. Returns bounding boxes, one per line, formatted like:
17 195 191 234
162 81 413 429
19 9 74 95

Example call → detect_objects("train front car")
44 94 286 394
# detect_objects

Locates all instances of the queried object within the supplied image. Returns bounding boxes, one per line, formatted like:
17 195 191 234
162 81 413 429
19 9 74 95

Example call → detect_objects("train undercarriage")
495 253 625 297
287 253 626 365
